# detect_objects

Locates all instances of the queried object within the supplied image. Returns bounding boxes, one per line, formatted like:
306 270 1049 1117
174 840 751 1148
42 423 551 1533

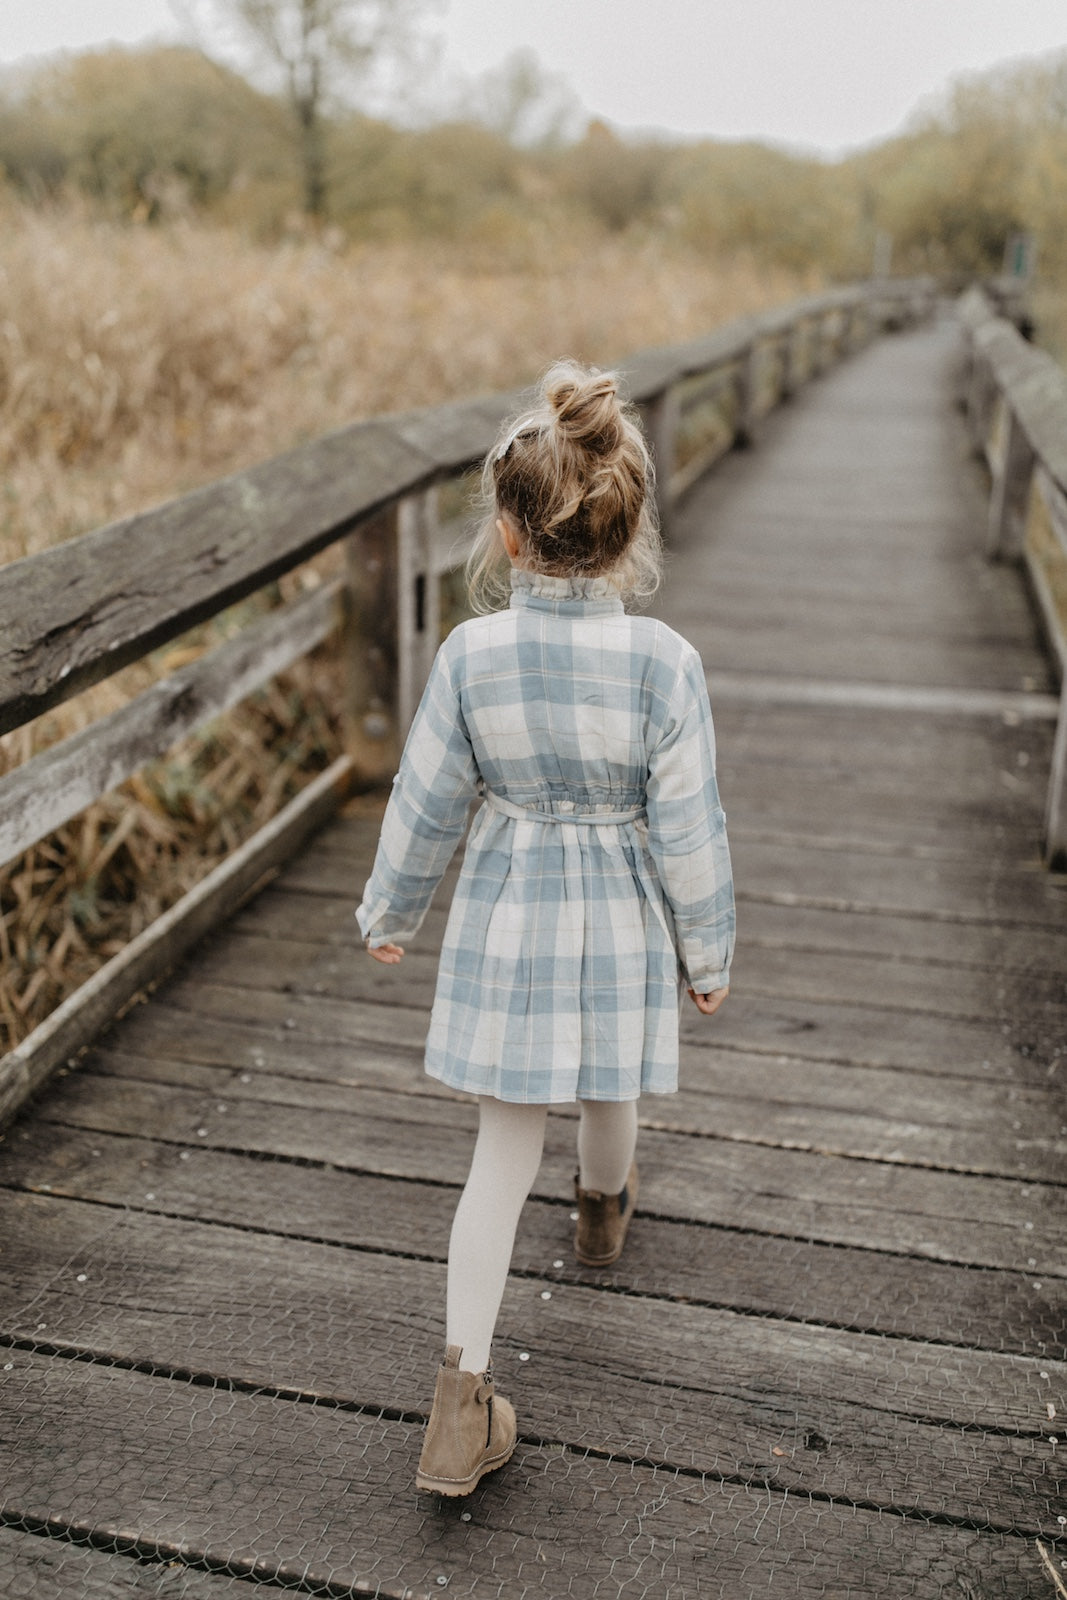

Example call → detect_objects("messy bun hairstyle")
466 360 662 612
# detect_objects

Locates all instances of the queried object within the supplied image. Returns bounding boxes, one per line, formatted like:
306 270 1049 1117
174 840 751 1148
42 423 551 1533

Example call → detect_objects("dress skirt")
425 801 683 1103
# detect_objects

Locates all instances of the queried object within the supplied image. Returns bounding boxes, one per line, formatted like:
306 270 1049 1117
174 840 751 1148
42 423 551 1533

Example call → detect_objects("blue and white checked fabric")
356 568 734 1103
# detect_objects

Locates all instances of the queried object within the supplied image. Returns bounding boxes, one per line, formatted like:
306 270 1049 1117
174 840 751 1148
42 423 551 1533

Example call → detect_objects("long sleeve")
355 640 480 948
645 645 734 992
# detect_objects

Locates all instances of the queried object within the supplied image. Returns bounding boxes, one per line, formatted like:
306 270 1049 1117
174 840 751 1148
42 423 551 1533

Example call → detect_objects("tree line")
1 31 1065 284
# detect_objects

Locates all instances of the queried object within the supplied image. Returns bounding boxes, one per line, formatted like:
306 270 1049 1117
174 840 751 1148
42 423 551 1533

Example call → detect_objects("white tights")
446 1095 639 1373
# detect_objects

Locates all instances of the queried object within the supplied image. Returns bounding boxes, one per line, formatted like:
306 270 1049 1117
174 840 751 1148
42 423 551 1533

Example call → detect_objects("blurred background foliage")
0 41 1064 300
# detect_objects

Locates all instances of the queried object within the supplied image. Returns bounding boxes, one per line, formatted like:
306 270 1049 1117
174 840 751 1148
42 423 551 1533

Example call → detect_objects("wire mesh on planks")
0 1102 1064 1600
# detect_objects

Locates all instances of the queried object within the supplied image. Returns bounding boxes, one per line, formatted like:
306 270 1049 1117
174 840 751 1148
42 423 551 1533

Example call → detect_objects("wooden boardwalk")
1 313 1066 1599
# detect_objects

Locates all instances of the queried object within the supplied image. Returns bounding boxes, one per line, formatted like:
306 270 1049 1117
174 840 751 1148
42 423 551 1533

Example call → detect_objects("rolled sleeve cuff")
686 963 731 994
355 898 391 947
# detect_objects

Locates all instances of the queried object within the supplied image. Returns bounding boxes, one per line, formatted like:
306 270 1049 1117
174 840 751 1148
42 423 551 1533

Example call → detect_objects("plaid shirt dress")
356 569 734 1104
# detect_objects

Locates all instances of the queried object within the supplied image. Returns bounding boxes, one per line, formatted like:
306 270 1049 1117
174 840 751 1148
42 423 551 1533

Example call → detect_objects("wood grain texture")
0 1349 1044 1599
0 422 428 734
149 945 1062 1091
3 1121 1061 1358
0 581 342 864
82 1022 1066 1183
0 1193 1061 1534
174 918 1067 1034
25 1068 1067 1273
0 1525 254 1600
972 316 1067 490
233 880 1067 976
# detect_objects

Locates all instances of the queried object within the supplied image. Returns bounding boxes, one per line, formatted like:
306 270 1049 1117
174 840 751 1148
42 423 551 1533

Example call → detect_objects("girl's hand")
688 986 728 1015
366 940 405 965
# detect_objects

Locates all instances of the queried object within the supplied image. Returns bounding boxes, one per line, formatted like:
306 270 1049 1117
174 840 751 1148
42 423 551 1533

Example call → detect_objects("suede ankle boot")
574 1161 639 1266
415 1344 517 1496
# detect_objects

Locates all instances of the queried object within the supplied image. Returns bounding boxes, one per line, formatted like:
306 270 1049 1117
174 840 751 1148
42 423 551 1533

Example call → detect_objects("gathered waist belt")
482 789 645 827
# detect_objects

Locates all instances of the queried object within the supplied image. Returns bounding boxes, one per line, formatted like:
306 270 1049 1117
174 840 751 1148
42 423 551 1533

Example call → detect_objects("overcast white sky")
1 0 1065 155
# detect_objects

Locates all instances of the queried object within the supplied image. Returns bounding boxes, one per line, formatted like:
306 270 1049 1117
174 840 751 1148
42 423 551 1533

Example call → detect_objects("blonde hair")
466 360 662 613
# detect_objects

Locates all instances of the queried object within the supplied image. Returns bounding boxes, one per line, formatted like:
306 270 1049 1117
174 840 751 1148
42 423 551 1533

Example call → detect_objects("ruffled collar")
509 568 624 611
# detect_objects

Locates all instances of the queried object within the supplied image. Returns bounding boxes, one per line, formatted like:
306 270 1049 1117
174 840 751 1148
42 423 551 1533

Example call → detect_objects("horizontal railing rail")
957 285 1067 868
0 276 935 1127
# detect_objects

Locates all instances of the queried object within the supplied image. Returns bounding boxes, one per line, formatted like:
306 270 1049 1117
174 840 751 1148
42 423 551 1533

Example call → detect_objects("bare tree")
174 0 434 217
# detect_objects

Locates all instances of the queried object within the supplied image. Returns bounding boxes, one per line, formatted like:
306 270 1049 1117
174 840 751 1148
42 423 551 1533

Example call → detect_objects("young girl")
356 361 733 1497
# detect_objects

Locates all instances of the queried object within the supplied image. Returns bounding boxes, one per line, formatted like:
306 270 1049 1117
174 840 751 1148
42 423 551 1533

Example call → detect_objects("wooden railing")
958 285 1067 869
0 277 935 1127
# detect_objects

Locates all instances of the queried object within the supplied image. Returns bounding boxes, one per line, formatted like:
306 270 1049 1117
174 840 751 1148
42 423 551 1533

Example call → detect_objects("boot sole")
415 1438 516 1496
574 1213 635 1265
575 1244 626 1266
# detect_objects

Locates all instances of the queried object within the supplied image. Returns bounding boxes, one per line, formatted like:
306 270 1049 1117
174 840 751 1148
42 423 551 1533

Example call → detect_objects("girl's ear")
497 516 521 562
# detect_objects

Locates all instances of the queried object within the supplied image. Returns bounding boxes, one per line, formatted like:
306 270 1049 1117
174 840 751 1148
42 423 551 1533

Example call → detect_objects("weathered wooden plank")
623 317 756 406
281 835 1067 940
0 1350 1039 1600
81 1026 1066 1182
729 837 1067 927
719 743 1053 826
711 777 1045 856
733 895 1067 974
0 423 432 735
714 708 1057 801
691 991 1062 1088
0 1194 1060 1534
665 378 1052 696
3 1122 1060 1358
175 920 1067 1031
319 708 1053 829
0 758 352 1134
390 393 512 471
0 1524 253 1600
237 880 1067 980
131 966 1057 1097
0 580 342 865
710 670 1059 724
154 942 1063 1090
307 764 1066 913
28 1070 1067 1272
973 317 1067 490
138 917 1067 1178
699 624 1051 696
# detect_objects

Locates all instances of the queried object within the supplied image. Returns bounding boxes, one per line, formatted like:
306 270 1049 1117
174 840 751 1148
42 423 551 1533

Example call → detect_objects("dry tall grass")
0 202 812 1050
1 203 812 563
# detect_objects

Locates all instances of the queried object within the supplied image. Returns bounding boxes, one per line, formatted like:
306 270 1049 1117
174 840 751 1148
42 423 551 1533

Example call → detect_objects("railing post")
734 340 761 447
641 384 680 532
986 403 1035 560
849 296 873 351
782 319 805 397
343 506 400 785
396 487 441 736
812 311 833 374
1046 700 1067 870
965 352 996 456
